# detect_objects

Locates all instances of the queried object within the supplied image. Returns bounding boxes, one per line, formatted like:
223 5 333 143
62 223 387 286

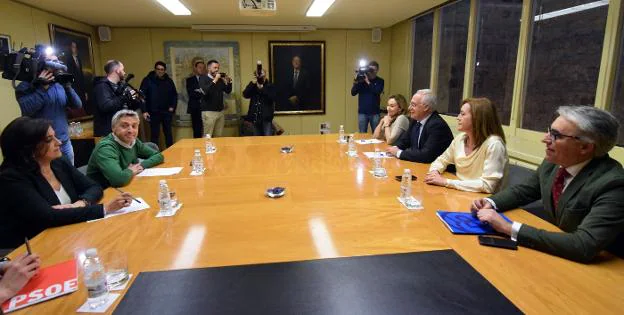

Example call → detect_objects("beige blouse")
429 133 508 193
378 114 410 145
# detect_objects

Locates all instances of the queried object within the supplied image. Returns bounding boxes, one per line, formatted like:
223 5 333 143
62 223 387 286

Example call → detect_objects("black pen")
113 187 142 204
25 237 32 255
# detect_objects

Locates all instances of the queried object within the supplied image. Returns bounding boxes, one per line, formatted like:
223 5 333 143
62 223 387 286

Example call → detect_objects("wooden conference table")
10 134 624 314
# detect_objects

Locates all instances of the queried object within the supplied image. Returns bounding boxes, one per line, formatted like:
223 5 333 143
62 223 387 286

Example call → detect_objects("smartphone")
478 236 518 250
394 175 417 182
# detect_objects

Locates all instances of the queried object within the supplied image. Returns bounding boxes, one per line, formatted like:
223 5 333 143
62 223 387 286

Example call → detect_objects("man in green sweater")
471 106 624 263
87 109 164 188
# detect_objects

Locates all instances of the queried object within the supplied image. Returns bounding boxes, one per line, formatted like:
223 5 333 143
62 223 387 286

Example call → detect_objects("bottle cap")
159 179 167 184
85 248 98 257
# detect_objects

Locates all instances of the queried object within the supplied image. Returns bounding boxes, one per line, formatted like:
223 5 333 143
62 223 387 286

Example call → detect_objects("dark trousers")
189 107 203 138
150 112 173 148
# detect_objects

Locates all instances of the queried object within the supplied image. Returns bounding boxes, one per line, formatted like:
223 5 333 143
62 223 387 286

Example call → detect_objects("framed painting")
164 41 241 126
49 24 95 120
0 34 10 72
269 41 325 115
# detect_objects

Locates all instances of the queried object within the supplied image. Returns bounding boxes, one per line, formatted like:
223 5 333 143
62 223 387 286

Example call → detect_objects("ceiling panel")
15 0 445 29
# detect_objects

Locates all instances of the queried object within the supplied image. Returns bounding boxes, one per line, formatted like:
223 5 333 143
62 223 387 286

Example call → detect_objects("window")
436 0 470 116
611 29 624 146
473 0 523 125
411 12 434 95
522 0 609 132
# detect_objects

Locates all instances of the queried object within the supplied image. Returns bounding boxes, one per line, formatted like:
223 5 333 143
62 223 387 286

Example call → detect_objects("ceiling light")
534 0 608 22
191 24 316 32
156 0 191 16
306 0 336 17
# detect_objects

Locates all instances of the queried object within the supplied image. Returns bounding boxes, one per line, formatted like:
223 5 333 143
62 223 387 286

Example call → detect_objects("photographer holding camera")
243 62 277 136
198 59 232 137
92 60 141 137
15 53 82 165
351 60 384 133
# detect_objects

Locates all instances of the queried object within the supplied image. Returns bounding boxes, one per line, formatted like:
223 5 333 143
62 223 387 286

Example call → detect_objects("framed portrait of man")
49 24 95 120
269 41 325 115
0 34 11 72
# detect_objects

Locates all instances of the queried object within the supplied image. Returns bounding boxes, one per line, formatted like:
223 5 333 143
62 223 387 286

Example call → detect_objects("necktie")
551 167 570 209
411 121 422 149
293 71 299 87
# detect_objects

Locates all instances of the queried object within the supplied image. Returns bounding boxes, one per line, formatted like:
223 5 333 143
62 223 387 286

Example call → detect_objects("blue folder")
436 210 512 235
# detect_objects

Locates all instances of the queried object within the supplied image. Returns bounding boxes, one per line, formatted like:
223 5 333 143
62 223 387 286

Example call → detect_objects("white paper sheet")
88 198 150 222
363 151 394 159
136 167 183 177
76 293 120 313
355 139 383 144
155 203 183 218
109 274 133 291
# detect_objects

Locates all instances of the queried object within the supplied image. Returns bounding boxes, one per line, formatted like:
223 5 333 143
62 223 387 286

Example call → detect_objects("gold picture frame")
269 41 325 115
49 24 95 121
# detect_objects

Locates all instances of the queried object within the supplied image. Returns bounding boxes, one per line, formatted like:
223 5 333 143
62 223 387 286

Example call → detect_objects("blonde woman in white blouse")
372 94 410 145
425 97 508 193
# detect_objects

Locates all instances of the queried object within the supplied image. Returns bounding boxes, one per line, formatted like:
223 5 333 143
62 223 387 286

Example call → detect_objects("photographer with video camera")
93 60 142 137
243 61 277 136
351 60 384 133
15 48 82 165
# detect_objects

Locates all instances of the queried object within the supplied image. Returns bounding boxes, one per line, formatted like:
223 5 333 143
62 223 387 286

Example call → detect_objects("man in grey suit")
472 106 624 263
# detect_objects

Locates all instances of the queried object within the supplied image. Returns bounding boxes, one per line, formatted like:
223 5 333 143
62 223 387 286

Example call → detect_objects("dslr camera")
1 45 74 87
255 60 265 85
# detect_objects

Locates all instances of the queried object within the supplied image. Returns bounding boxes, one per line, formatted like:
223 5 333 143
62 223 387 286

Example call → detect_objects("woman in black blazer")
0 117 132 249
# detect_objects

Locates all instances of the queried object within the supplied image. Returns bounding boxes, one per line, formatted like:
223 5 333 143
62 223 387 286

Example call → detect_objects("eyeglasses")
547 127 581 141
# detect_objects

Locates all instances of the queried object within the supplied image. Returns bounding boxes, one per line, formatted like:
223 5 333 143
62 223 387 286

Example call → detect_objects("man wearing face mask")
92 60 139 137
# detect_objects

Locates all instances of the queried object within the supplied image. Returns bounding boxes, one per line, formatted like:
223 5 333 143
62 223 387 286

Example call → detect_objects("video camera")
116 73 145 106
1 45 74 88
355 59 375 83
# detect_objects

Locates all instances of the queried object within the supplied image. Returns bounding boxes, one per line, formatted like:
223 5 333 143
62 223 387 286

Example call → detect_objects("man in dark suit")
473 106 624 263
279 55 310 111
65 41 87 110
186 59 205 138
386 89 453 163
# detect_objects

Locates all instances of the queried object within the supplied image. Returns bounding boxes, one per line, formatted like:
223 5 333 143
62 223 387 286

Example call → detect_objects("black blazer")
0 158 105 249
243 81 276 122
395 111 453 163
185 75 203 113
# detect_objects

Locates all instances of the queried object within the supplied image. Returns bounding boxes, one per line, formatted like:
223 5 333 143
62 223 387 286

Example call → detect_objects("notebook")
436 210 512 235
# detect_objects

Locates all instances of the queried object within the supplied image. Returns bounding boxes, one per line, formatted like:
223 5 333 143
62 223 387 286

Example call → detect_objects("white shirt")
396 113 432 159
490 159 592 241
54 185 72 205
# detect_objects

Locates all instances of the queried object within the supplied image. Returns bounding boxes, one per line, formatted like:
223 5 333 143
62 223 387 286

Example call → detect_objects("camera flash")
359 59 367 67
45 47 55 56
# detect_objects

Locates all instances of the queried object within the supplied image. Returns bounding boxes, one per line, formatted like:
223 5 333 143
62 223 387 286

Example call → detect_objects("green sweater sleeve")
95 144 134 187
136 141 164 168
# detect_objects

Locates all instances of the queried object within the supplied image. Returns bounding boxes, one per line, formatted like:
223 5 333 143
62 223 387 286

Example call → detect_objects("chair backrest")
506 164 546 220
144 142 160 152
